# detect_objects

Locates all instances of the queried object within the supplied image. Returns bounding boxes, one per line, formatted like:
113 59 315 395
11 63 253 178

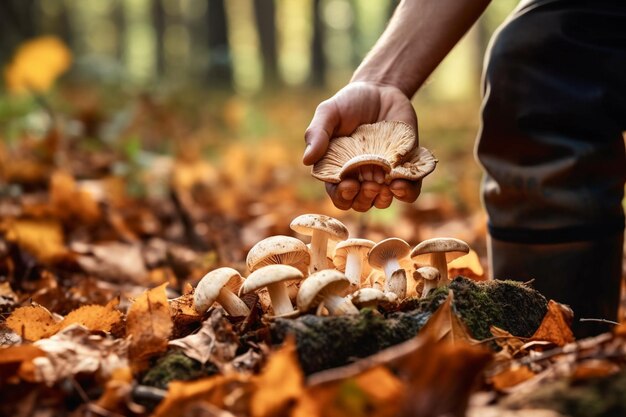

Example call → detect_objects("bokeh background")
0 0 521 270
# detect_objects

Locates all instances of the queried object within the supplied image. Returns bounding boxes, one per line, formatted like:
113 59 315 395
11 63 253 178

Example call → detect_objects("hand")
303 81 422 212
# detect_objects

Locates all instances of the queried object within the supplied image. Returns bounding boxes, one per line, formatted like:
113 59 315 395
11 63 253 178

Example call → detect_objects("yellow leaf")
3 219 68 263
127 283 173 372
448 249 485 281
6 305 60 341
531 300 575 346
58 303 122 334
252 337 303 417
4 36 72 95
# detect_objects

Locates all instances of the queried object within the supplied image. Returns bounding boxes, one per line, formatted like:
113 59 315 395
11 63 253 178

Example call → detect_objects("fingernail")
303 144 312 160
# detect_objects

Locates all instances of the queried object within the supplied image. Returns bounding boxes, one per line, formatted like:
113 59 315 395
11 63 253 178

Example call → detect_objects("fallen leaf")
3 219 68 263
94 367 144 415
251 337 303 417
75 241 149 284
0 345 45 384
5 304 60 341
32 324 129 386
419 290 478 344
490 325 526 355
58 301 122 334
530 300 574 347
49 171 102 225
168 309 239 366
127 283 173 372
491 366 536 391
571 359 620 381
448 249 485 281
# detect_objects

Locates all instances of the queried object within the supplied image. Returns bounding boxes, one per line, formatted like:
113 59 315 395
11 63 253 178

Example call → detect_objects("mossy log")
271 277 548 374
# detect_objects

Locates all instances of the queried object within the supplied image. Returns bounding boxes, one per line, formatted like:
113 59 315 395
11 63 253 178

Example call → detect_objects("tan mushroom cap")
246 235 310 274
311 121 416 184
349 288 397 307
410 237 470 264
415 266 440 281
387 146 438 182
240 264 304 295
368 238 411 270
333 238 375 272
194 267 243 312
296 269 351 312
290 214 349 241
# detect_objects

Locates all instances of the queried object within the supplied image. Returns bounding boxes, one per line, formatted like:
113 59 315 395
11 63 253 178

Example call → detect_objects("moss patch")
141 350 218 389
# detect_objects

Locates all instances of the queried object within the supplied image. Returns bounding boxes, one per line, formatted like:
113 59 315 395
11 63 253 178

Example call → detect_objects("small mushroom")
194 267 250 316
368 238 411 298
246 235 310 275
240 264 304 317
410 238 470 285
415 266 440 298
349 288 398 310
297 270 358 316
333 238 375 289
290 214 348 273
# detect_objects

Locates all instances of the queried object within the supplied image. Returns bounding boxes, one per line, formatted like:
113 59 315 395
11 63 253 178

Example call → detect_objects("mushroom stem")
217 288 251 317
383 258 401 280
309 231 330 273
266 282 295 316
421 280 437 298
431 253 449 285
384 268 407 299
344 251 363 287
322 294 358 315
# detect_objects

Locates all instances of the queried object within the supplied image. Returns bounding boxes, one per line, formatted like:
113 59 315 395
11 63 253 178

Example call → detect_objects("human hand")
303 81 422 212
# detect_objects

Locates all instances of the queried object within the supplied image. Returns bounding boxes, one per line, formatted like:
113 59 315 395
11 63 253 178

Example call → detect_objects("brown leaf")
6 304 60 341
0 345 45 384
571 359 620 381
490 325 526 356
490 366 536 391
530 300 575 347
58 301 123 334
251 337 303 417
94 367 144 415
50 171 101 224
168 309 238 366
3 219 68 264
75 242 149 284
127 283 173 372
448 249 485 281
419 290 478 344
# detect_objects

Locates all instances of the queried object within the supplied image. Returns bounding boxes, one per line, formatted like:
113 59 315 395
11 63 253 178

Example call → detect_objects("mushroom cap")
240 264 304 295
410 237 470 264
290 214 349 241
349 288 397 306
368 238 411 270
311 121 416 184
296 269 351 312
333 238 375 274
246 235 310 274
194 267 243 313
415 266 440 281
387 146 438 182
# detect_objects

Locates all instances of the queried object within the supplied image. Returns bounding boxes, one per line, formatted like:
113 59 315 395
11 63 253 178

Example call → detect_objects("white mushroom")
246 235 310 275
240 265 304 317
297 270 358 316
349 288 398 310
194 267 250 316
415 266 440 299
290 214 348 273
333 238 375 289
410 238 470 285
368 238 411 299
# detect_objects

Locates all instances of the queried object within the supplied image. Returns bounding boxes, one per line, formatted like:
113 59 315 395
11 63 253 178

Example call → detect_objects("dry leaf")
251 337 303 417
6 304 60 341
0 345 45 384
94 367 144 415
4 36 71 94
491 366 536 391
58 301 122 334
448 249 485 281
127 283 173 371
419 290 478 344
75 241 149 284
168 309 238 366
32 324 129 386
50 171 101 224
530 300 574 347
3 219 68 263
571 359 620 381
490 325 526 355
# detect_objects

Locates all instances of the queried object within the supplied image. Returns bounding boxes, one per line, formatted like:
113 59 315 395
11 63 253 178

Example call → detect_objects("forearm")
352 0 491 97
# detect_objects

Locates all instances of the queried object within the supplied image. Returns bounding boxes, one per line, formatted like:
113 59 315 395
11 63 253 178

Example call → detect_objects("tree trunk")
206 0 233 89
253 0 279 88
309 0 325 87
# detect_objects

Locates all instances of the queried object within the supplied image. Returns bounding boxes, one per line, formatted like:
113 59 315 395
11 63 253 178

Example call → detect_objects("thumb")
303 101 339 166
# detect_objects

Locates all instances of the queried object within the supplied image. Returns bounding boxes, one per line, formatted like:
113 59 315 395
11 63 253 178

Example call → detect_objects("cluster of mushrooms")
193 213 471 319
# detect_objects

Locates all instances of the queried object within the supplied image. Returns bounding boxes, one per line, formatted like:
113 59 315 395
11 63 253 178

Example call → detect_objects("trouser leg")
477 1 626 338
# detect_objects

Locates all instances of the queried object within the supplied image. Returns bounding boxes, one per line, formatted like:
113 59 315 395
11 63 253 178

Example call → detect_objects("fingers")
325 180 360 210
358 165 386 184
352 182 382 212
374 185 393 209
389 179 422 203
303 100 340 166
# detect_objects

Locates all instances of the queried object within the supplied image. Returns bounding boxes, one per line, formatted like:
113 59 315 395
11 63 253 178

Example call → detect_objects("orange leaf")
5 305 60 341
419 290 478 344
50 171 101 224
251 337 303 417
490 366 535 391
448 249 485 281
531 300 575 346
0 345 46 384
4 36 71 94
3 219 68 264
58 303 122 334
127 283 173 371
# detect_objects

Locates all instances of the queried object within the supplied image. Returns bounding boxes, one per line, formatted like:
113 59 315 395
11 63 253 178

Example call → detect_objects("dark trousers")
477 0 626 337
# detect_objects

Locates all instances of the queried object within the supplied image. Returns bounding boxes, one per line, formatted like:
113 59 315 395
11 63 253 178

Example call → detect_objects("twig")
473 335 530 346
132 385 168 402
579 318 620 326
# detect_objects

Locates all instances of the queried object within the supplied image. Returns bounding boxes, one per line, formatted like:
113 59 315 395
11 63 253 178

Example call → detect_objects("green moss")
141 351 218 389
504 370 626 417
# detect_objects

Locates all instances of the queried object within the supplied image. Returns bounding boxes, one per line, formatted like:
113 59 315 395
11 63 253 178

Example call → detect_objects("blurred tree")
0 0 38 69
152 0 166 77
309 0 325 87
253 0 280 88
206 0 233 89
